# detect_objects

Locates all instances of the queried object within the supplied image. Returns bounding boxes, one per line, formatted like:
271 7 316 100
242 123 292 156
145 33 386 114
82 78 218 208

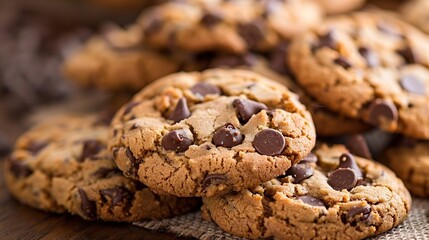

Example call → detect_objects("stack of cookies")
7 0 429 239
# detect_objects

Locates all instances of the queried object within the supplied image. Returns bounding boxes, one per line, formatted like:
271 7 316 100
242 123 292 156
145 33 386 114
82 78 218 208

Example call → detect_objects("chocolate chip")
238 21 265 48
26 141 48 155
338 153 363 179
78 188 97 220
162 130 193 152
201 13 222 27
123 101 140 115
210 54 256 68
169 98 191 123
397 46 416 64
190 82 221 98
144 19 162 36
79 140 105 162
347 205 371 221
92 167 121 178
328 168 358 191
202 174 228 188
367 99 398 127
297 196 325 207
344 135 372 159
358 47 379 68
300 153 318 164
212 123 243 148
233 99 268 123
313 31 336 51
134 181 147 190
9 157 32 178
253 129 285 156
100 187 131 208
285 164 314 183
400 75 426 95
126 148 137 163
334 57 352 69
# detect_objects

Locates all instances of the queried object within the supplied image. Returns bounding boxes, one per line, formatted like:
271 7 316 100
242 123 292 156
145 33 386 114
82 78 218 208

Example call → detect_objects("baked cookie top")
202 144 412 239
4 114 199 221
383 138 429 197
137 0 323 53
289 11 429 139
109 69 316 197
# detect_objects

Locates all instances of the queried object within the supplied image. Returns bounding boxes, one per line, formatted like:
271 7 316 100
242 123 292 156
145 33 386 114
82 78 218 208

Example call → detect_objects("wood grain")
0 160 187 240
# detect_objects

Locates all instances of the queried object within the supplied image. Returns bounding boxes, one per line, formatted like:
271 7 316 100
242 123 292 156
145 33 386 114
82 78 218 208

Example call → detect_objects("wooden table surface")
0 160 187 240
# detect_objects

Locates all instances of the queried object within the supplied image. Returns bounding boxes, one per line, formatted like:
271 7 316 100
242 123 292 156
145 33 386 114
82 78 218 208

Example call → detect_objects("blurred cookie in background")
315 0 366 14
401 0 429 34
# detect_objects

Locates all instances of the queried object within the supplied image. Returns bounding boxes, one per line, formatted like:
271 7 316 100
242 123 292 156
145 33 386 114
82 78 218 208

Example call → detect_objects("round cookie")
383 138 429 197
137 0 323 53
315 0 365 14
109 69 316 197
63 24 183 91
401 0 429 34
202 144 412 240
206 53 372 136
4 114 199 221
289 11 429 139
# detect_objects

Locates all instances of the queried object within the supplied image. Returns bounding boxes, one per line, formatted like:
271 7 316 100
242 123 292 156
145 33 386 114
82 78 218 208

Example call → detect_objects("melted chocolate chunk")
313 31 337 51
169 98 191 123
233 98 267 123
202 174 228 188
79 140 105 162
344 135 372 159
26 141 48 155
367 99 398 127
400 75 426 95
238 21 265 48
162 130 193 152
123 101 140 115
201 13 222 27
338 153 363 179
286 164 314 183
347 205 371 221
78 188 97 220
9 157 33 178
328 168 358 191
212 123 243 148
100 187 131 208
253 129 285 156
190 82 221 98
334 57 352 69
297 196 325 207
397 46 416 64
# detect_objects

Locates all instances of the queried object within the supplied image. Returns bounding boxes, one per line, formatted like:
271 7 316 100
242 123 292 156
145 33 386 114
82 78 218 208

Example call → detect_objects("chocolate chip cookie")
63 24 183 91
210 54 372 136
315 0 365 14
138 0 323 53
202 144 412 239
401 0 429 34
109 69 316 197
289 11 429 139
4 114 199 221
383 138 429 197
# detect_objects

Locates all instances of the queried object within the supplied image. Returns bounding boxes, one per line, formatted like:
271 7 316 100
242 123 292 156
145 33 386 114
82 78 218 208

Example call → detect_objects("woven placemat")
135 198 429 240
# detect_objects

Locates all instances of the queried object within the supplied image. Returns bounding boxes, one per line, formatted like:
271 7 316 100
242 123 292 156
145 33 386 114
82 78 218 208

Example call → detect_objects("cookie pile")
7 0 429 239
